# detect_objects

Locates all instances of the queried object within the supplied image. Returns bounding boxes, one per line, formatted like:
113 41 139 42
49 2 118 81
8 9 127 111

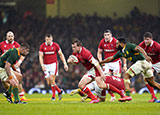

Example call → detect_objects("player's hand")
64 64 68 72
41 65 46 71
146 56 152 62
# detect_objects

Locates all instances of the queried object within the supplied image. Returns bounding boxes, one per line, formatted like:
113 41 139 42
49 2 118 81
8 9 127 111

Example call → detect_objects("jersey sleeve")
139 42 144 48
55 43 60 52
84 50 93 62
113 51 122 59
39 44 44 52
98 40 103 49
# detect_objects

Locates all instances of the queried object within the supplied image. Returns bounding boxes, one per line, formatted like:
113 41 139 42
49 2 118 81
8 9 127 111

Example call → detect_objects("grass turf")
0 93 160 115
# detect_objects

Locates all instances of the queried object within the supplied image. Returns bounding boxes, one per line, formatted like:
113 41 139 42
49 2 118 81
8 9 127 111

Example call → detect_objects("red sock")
107 84 124 98
82 87 97 100
108 90 115 97
51 85 56 98
55 85 61 93
146 84 157 99
78 90 85 97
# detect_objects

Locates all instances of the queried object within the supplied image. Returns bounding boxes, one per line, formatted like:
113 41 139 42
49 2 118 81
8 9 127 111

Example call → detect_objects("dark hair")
72 37 82 46
20 43 30 50
117 37 126 44
143 32 153 39
104 29 112 34
45 34 53 38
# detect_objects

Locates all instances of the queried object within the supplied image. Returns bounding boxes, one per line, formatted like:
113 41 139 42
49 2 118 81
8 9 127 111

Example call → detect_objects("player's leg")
78 75 98 103
103 63 116 99
13 71 27 101
95 77 126 99
144 78 157 102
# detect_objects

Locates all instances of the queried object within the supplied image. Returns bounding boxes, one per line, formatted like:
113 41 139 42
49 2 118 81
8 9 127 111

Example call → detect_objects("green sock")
13 88 19 102
8 85 12 95
126 90 130 96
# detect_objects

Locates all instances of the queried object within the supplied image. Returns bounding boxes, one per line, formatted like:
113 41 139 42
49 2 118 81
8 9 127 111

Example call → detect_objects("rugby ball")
69 55 79 63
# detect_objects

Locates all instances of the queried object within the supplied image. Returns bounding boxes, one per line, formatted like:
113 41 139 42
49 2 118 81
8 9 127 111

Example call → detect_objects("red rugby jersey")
0 40 20 54
139 40 160 64
98 37 120 62
39 42 60 64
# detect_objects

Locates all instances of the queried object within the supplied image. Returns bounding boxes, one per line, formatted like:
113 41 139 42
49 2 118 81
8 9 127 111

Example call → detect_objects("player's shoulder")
139 41 145 47
53 42 59 46
153 40 160 46
0 41 6 45
99 38 105 43
82 47 92 57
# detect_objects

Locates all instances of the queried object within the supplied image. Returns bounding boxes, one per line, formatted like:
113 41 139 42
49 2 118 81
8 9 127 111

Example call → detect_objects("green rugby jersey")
114 43 145 63
0 48 20 68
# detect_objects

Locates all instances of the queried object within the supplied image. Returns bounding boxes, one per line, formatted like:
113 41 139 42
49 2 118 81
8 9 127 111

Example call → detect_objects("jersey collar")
150 40 153 47
104 37 113 43
122 45 126 53
6 40 14 44
79 47 82 53
45 42 53 46
16 48 20 56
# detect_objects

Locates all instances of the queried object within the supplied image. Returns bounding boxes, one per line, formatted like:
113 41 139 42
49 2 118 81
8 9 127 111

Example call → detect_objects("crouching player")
0 43 29 104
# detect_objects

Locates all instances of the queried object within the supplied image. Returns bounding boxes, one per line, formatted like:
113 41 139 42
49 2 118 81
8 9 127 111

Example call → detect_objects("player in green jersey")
0 43 29 104
97 37 160 102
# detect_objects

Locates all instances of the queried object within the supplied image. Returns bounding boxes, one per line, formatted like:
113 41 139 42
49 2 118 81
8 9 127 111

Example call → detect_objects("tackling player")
100 37 160 102
139 32 160 102
0 31 27 102
39 34 68 101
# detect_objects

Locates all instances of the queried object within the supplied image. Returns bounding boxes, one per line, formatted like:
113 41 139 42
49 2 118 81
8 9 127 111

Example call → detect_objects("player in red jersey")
67 38 105 103
139 32 160 102
39 34 68 101
97 29 127 101
0 31 27 102
70 75 126 102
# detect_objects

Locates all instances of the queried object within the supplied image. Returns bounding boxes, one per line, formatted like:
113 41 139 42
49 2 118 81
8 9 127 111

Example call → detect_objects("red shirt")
39 42 60 64
0 40 20 54
73 47 95 71
139 40 160 64
105 75 125 90
98 37 120 62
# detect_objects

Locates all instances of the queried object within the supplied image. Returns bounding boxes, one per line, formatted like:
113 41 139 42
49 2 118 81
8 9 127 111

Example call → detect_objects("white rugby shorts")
103 60 121 77
44 62 58 78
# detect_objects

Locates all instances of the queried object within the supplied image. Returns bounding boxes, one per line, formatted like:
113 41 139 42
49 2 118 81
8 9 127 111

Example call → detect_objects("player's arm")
5 61 19 87
90 57 104 77
14 55 25 68
122 57 127 72
97 48 103 62
58 49 68 71
100 56 114 65
39 51 46 71
135 45 152 62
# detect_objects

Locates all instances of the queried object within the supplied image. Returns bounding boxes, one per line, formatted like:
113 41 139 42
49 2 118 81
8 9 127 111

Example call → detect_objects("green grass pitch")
0 93 160 115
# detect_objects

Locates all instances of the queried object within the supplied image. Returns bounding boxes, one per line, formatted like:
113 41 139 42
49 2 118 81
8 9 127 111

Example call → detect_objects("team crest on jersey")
44 47 47 50
51 47 53 50
104 44 106 47
4 45 6 47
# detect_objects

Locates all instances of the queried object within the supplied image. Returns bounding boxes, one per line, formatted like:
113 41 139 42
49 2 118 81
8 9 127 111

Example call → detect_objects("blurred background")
0 0 160 94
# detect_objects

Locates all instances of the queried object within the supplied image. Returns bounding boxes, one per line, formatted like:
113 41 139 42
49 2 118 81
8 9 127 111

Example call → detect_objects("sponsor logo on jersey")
44 51 55 54
104 49 114 52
